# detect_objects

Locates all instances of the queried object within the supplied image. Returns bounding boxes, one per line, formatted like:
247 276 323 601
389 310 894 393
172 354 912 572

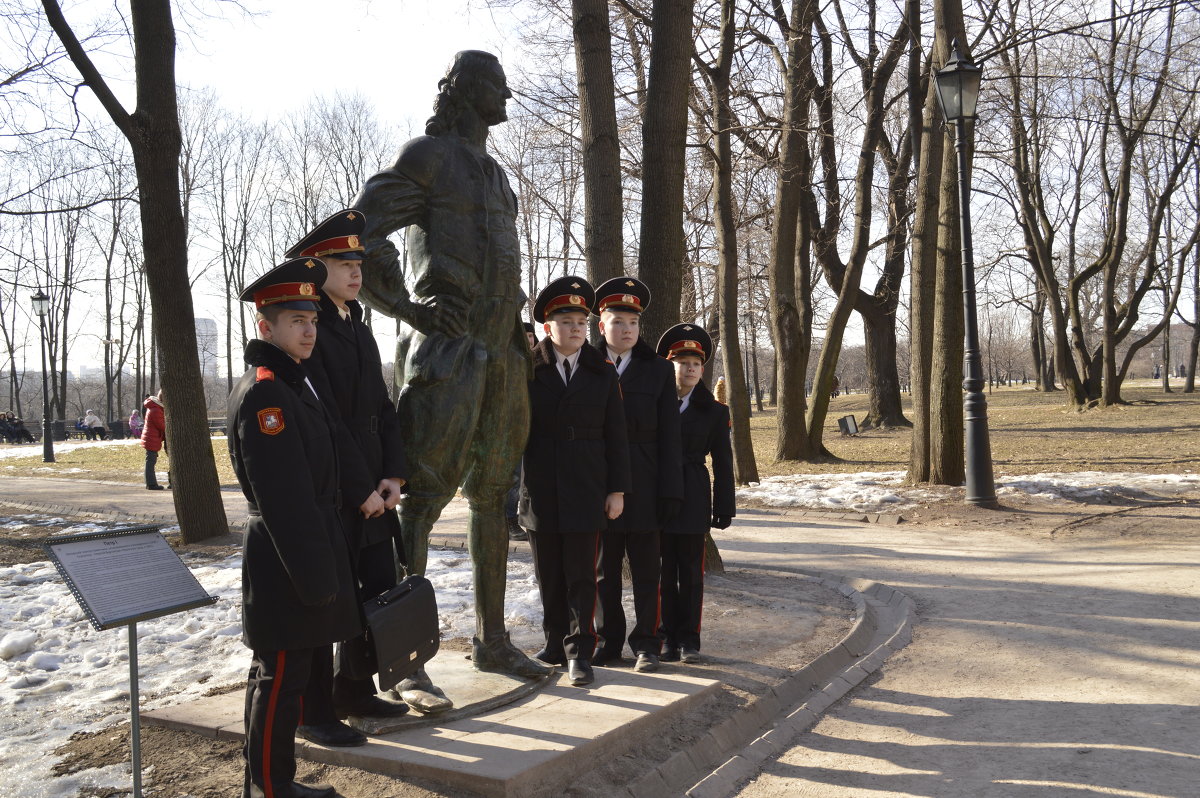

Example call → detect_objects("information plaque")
43 523 220 798
44 524 218 630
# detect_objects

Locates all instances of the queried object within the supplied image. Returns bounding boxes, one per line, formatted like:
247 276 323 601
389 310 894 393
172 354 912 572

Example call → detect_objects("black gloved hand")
657 497 682 526
711 515 732 530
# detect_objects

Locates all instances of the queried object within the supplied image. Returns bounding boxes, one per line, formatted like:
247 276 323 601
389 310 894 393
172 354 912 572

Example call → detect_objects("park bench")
208 417 227 436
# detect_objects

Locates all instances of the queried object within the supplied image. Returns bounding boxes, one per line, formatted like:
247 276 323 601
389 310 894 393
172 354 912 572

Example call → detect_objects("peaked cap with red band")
284 209 366 261
656 323 713 364
592 275 651 316
533 275 595 323
238 257 328 312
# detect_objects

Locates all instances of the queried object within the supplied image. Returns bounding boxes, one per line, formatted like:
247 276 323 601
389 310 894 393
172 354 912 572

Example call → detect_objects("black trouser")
528 528 599 661
659 533 705 651
243 645 332 798
333 536 397 707
144 449 160 488
595 529 662 657
299 535 396 718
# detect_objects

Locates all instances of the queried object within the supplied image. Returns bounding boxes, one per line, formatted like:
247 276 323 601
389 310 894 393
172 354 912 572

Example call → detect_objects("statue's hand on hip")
401 294 471 338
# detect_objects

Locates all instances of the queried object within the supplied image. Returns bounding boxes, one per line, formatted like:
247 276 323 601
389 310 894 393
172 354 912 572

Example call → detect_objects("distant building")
195 318 219 378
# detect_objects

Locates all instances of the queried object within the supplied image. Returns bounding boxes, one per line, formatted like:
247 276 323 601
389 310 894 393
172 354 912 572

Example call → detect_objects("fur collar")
532 337 609 375
594 337 657 363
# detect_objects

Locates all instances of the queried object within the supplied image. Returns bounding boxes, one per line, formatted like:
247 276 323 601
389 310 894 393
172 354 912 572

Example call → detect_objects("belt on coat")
247 492 342 515
533 425 603 441
346 415 380 434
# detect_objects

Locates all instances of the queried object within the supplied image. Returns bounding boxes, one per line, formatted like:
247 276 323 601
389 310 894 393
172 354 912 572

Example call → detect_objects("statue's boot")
391 667 454 714
472 632 553 678
392 501 455 714
464 500 551 678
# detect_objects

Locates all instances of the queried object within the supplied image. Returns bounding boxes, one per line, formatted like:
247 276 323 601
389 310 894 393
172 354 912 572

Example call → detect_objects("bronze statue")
355 50 549 711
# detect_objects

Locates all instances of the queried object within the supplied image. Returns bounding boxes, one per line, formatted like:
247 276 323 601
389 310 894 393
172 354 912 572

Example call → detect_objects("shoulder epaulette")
256 366 275 382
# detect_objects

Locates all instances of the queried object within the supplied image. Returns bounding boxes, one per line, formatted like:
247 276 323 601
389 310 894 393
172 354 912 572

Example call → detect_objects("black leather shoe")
506 517 529 541
335 694 409 719
567 658 594 686
283 783 337 798
296 721 366 747
591 648 625 667
634 652 660 673
681 646 702 664
146 485 164 491
534 647 567 666
250 781 337 798
661 647 681 662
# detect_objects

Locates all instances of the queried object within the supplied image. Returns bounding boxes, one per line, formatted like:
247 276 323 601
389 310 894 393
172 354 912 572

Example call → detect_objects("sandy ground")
728 493 1200 797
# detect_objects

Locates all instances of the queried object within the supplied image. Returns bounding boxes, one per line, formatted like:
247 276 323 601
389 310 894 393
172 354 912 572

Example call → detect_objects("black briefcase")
361 574 441 692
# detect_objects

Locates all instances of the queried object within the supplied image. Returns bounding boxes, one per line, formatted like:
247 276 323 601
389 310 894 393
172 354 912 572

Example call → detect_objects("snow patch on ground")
0 523 543 797
738 470 1200 513
0 439 144 461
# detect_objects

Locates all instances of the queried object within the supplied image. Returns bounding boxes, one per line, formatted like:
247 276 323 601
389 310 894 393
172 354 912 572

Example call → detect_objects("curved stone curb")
619 571 916 798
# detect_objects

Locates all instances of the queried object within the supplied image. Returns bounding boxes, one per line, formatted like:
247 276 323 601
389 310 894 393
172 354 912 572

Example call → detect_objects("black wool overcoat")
520 338 631 534
228 339 362 652
663 379 736 535
596 339 683 533
304 294 408 549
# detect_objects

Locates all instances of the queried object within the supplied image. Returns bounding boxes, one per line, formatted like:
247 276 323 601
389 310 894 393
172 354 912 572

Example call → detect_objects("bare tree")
42 0 228 543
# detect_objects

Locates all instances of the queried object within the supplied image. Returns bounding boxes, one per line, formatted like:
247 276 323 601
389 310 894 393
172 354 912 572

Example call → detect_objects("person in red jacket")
140 390 166 491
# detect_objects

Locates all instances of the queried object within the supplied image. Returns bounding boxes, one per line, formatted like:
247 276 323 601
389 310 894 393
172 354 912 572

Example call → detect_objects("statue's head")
425 50 511 136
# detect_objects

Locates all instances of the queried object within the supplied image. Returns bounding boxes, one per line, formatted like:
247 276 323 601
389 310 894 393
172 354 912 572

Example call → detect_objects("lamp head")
934 38 982 125
31 290 49 319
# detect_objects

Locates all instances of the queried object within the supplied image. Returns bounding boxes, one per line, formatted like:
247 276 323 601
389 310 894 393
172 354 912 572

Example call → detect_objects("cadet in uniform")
590 277 683 673
505 322 540 543
655 324 735 664
285 210 411 726
228 258 360 798
522 276 631 686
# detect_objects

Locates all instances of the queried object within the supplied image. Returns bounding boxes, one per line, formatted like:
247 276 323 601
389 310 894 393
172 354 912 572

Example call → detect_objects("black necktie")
563 358 572 384
615 356 622 368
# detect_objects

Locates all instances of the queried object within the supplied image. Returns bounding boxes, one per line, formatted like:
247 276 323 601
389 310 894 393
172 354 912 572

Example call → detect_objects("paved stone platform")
142 649 720 798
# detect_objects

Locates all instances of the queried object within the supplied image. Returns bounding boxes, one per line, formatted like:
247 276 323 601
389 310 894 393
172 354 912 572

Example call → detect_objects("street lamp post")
934 39 997 508
31 290 54 464
740 311 753 414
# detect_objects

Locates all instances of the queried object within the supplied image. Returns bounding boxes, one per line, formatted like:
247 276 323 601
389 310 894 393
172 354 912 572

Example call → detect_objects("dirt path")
724 504 1200 797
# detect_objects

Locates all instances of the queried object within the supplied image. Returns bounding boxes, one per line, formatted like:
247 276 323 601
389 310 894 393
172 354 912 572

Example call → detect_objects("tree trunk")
571 0 624 290
905 66 943 483
860 301 909 428
637 0 694 343
709 0 757 485
929 136 964 486
768 0 817 462
43 0 228 542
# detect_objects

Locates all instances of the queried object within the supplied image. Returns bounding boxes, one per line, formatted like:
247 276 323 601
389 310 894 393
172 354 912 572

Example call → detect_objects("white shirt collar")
678 387 695 413
607 347 633 376
555 348 582 384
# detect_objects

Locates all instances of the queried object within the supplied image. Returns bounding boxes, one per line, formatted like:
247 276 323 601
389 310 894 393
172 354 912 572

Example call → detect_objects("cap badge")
300 283 315 296
622 294 635 304
346 212 357 220
347 235 360 248
683 325 694 330
570 282 581 289
305 260 317 269
624 280 635 287
569 295 582 305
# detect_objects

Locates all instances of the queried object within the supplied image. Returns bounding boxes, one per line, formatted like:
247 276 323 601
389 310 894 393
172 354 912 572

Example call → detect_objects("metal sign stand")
128 623 143 798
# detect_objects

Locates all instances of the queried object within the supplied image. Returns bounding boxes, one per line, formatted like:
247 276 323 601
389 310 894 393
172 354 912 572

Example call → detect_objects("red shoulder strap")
256 366 274 382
